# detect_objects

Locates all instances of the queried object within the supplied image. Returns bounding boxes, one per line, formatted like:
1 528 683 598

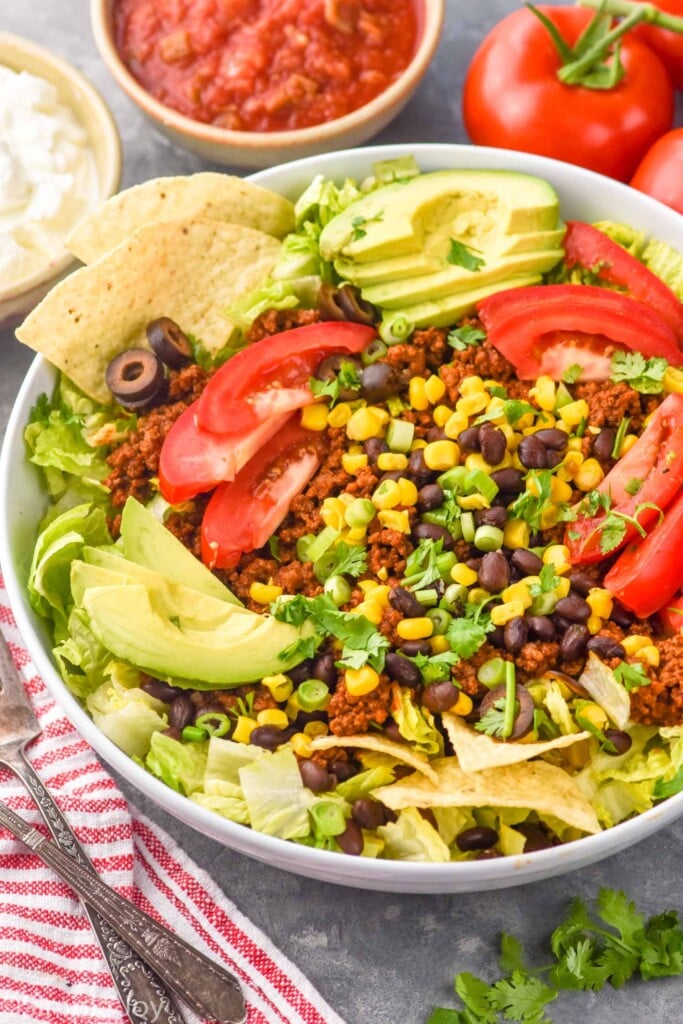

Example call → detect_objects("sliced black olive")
317 282 377 326
478 683 535 740
314 352 362 400
146 316 193 368
105 348 165 408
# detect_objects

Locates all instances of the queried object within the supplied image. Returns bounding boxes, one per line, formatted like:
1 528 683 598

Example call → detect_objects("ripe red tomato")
462 5 674 181
630 128 683 215
633 0 683 89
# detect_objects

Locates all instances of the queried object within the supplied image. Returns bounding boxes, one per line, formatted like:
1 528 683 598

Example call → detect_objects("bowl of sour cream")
0 33 121 327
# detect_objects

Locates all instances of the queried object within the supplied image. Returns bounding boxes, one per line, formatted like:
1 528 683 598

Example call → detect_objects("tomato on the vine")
462 5 674 182
630 128 683 215
633 0 683 89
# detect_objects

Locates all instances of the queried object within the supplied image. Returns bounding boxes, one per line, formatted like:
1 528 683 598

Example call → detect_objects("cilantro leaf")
272 593 388 671
624 477 643 496
315 540 367 581
530 563 560 597
454 974 499 1023
447 324 486 351
610 351 668 394
447 601 493 660
508 471 555 532
475 697 519 739
447 238 486 272
488 971 556 1023
613 660 650 691
403 537 446 591
309 359 361 406
409 648 461 682
562 363 584 384
476 400 536 427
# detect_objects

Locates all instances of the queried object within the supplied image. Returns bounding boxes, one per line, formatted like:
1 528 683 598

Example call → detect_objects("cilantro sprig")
447 239 485 272
272 592 389 672
309 360 361 406
429 888 683 1024
610 351 668 394
447 324 486 351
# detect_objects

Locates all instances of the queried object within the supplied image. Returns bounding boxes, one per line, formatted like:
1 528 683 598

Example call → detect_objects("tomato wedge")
605 488 683 619
158 406 291 505
566 392 683 565
563 222 683 344
197 321 376 436
657 593 683 636
201 416 324 570
477 284 683 380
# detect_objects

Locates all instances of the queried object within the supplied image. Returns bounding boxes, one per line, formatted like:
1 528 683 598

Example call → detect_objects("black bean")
456 826 499 852
610 601 635 629
504 616 529 654
488 625 506 649
593 427 617 463
456 426 482 453
510 548 544 576
427 425 448 442
527 615 556 641
478 550 510 592
400 639 432 657
385 651 422 688
311 651 338 689
490 467 525 495
287 659 315 685
329 759 358 783
518 434 549 469
141 678 185 703
388 586 425 618
352 798 386 830
417 483 444 511
249 725 286 751
545 449 564 469
479 425 507 466
604 729 633 756
568 572 595 597
408 447 436 486
560 623 590 661
534 427 569 451
422 680 459 712
413 522 455 550
553 613 575 632
359 362 401 403
555 595 591 622
168 694 193 731
364 437 389 465
383 721 407 743
606 642 626 659
475 506 507 529
586 635 619 658
519 825 557 853
336 818 364 856
299 759 333 791
379 470 404 484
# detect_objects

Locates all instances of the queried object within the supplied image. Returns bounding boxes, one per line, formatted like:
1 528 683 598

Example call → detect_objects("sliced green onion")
436 551 457 578
414 587 439 607
438 466 468 493
181 725 208 743
473 525 504 552
379 313 412 345
297 678 330 712
306 525 339 563
501 661 517 741
194 712 231 737
344 498 376 529
465 468 499 503
477 657 506 689
441 583 468 613
612 416 631 459
361 338 388 366
529 591 558 616
426 607 452 635
324 573 352 606
460 511 476 543
310 801 347 836
385 418 415 453
296 533 316 561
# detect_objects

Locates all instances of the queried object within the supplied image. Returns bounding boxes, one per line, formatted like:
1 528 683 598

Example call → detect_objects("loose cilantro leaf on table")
447 238 486 272
447 324 486 351
610 351 668 394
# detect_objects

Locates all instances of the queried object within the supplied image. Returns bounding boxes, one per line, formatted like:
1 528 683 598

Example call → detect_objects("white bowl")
90 0 444 169
0 33 122 328
3 144 683 893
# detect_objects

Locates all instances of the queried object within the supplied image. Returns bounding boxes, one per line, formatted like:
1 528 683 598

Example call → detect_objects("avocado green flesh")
82 583 314 686
383 274 544 331
119 496 241 606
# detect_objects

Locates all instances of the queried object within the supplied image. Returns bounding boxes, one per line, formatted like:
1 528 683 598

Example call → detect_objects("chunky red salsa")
114 0 419 132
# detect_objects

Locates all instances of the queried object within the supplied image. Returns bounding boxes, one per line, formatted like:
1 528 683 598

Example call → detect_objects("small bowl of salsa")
90 0 444 169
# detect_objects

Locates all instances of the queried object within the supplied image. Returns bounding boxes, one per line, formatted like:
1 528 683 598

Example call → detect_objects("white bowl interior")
2 143 683 892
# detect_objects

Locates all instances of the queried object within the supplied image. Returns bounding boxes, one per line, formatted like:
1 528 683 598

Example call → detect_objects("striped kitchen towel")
0 584 347 1024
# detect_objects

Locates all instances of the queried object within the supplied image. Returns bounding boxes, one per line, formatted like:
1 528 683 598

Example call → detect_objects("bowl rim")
90 0 445 151
3 141 683 892
0 30 122 303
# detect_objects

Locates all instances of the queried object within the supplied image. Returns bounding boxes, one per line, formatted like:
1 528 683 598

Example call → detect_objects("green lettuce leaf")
391 687 443 756
86 668 167 760
377 807 451 862
145 732 208 796
238 747 311 840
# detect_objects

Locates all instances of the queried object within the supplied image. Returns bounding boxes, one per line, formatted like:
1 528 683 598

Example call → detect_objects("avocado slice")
82 583 316 686
119 497 241 605
381 273 544 332
319 170 561 264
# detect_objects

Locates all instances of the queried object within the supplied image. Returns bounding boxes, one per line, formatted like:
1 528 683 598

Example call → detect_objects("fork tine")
0 633 41 748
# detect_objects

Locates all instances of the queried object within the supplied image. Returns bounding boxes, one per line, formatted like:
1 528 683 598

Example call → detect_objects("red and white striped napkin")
0 581 347 1024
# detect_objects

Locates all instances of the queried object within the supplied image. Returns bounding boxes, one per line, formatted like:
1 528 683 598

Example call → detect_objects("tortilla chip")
373 756 602 836
66 173 295 264
16 218 281 404
442 712 592 773
309 733 439 784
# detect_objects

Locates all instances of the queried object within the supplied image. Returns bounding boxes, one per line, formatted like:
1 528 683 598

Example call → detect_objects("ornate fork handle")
0 795 247 1024
1 747 187 1024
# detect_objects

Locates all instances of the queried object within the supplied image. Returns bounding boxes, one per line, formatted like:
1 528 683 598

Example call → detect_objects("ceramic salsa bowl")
2 144 683 893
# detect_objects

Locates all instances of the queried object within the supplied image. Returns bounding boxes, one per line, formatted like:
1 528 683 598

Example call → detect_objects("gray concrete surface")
1 2 683 1022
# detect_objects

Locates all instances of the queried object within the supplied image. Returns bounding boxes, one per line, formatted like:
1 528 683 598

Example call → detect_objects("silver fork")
0 629 188 1024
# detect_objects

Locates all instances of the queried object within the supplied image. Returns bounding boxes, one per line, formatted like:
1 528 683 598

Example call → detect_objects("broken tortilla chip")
309 733 439 784
373 756 602 836
66 173 295 264
16 218 282 405
442 712 592 774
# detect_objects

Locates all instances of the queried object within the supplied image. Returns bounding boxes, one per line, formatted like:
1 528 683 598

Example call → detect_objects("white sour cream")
0 64 98 287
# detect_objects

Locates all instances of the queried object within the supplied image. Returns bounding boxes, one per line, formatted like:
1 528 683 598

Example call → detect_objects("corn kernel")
543 544 571 575
456 392 489 416
249 581 283 604
517 729 540 745
353 600 383 625
621 634 651 655
290 732 314 757
559 451 584 480
433 404 453 427
261 674 293 702
377 451 409 472
587 614 603 635
346 407 386 441
460 375 486 396
345 526 368 544
483 396 507 422
451 563 478 587
663 366 683 394
301 403 329 431
377 566 388 582
303 720 329 738
566 436 584 452
533 410 556 430
285 693 302 720
555 576 571 598
458 493 491 510
345 665 381 696
411 438 427 450
634 644 660 667
501 581 534 608
444 411 469 439
369 584 390 608
449 691 474 717
397 477 418 507
423 439 460 470
408 376 429 411
550 477 573 505
396 617 434 640
468 587 491 605
558 399 590 428
586 588 613 619
540 505 561 529
516 412 536 430
327 402 352 427
530 375 556 411
503 519 530 549
341 452 369 475
256 708 290 729
378 509 411 533
578 702 609 731
425 374 447 404
359 579 380 593
372 478 403 509
232 715 257 744
574 458 605 492
490 600 527 626
430 634 451 654
321 496 346 529
618 434 638 457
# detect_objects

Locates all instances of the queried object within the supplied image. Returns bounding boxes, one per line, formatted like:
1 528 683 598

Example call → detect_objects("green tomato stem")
558 8 646 84
578 0 683 33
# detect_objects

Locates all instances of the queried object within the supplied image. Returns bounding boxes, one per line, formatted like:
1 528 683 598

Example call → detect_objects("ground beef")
440 338 517 401
516 641 561 680
411 326 449 373
385 341 427 379
328 676 393 735
163 497 208 560
630 635 683 726
574 380 643 429
452 645 512 701
366 527 412 577
190 684 277 716
246 307 320 343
